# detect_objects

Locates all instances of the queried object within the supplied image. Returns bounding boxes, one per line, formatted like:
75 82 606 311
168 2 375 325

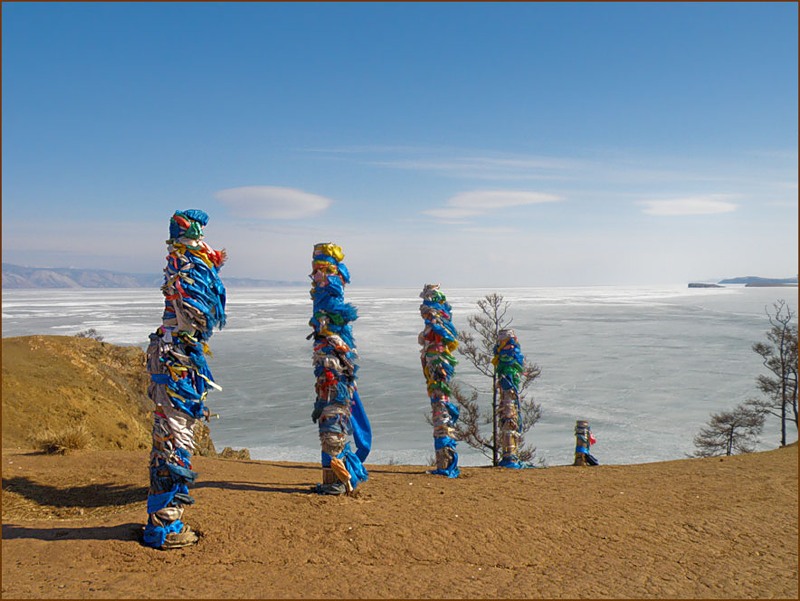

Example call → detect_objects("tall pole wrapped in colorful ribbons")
493 329 526 469
309 243 371 495
143 209 227 549
418 284 460 477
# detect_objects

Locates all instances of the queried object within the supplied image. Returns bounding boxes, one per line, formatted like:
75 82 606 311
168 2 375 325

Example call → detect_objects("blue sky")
3 2 797 287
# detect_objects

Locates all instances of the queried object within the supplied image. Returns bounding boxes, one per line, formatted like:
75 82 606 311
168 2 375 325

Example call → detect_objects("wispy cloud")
637 195 738 216
764 199 800 209
215 186 332 219
461 225 521 235
423 189 563 221
303 144 431 155
369 156 577 181
306 146 580 181
307 145 798 194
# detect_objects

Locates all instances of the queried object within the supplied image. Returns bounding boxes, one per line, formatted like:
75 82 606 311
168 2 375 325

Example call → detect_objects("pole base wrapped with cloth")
143 210 227 549
309 243 371 495
573 420 599 466
419 284 460 478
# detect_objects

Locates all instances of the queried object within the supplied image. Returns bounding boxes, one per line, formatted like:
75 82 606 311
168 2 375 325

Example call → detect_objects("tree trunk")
492 369 499 466
781 332 788 446
781 401 787 446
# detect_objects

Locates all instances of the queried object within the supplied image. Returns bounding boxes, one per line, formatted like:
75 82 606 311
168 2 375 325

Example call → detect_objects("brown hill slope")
2 335 153 451
1 335 216 455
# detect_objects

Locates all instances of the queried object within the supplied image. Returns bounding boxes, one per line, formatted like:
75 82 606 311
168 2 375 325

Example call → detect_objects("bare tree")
450 294 542 465
745 299 798 447
693 403 765 457
74 328 104 341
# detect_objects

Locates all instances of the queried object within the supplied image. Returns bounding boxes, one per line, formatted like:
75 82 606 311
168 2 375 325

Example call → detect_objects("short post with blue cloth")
573 420 599 466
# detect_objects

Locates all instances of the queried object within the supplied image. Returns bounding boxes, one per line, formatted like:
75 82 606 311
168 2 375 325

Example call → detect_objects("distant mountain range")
689 275 798 288
1 263 305 289
5 263 796 290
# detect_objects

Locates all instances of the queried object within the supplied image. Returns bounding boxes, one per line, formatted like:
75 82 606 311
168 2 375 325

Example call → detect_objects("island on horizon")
689 275 798 288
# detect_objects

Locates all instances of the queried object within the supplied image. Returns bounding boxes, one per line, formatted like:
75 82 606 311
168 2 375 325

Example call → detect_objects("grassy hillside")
1 335 214 454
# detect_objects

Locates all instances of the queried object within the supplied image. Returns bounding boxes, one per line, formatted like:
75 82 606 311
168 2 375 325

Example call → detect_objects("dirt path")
2 445 797 598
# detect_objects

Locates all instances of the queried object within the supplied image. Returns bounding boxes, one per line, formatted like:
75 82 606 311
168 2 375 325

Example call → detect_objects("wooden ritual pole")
418 284 460 477
142 209 227 549
309 243 370 494
494 329 525 468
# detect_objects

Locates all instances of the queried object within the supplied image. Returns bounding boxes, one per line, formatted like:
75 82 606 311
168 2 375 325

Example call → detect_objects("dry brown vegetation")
2 336 153 452
2 335 216 456
33 422 92 455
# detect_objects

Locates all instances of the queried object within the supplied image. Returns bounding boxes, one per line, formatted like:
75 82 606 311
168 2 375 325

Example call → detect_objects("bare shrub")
75 328 104 341
34 424 91 454
219 447 250 460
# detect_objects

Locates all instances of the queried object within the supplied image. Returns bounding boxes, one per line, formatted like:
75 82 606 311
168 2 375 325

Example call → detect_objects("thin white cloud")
423 189 562 221
423 207 484 220
368 157 577 181
461 225 520 235
215 186 332 219
452 190 562 209
765 199 800 209
305 145 580 181
303 144 431 155
638 195 738 216
304 145 798 197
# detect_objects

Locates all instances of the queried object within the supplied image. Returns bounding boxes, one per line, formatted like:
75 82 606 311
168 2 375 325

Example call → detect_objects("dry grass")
2 335 221 456
33 423 91 455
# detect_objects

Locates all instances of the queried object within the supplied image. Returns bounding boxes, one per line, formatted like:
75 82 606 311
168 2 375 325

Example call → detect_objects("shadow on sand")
195 480 313 494
2 476 146 508
2 522 142 542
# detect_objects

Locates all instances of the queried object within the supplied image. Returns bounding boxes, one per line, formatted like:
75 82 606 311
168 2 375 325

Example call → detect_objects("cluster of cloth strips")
308 243 371 495
418 284 461 477
143 210 227 549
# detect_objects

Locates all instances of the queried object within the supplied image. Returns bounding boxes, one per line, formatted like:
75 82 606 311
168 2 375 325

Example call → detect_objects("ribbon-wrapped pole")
418 284 460 477
493 329 525 469
309 243 371 495
143 210 226 549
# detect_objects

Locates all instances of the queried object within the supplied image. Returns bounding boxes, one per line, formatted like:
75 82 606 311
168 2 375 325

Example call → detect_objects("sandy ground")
1 445 797 599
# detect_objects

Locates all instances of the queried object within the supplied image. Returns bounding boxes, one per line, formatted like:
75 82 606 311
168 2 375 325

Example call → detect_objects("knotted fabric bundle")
309 242 371 495
143 209 226 549
418 284 460 477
